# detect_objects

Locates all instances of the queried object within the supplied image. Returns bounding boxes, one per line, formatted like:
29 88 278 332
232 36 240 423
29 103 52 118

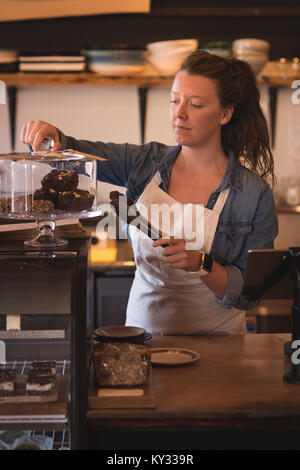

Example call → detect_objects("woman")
20 51 278 335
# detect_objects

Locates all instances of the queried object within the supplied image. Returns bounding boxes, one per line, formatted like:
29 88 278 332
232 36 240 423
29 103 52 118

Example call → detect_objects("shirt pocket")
215 223 253 264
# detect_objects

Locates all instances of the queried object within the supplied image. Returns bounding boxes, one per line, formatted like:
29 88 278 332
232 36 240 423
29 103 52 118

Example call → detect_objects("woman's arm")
152 237 228 298
215 184 278 310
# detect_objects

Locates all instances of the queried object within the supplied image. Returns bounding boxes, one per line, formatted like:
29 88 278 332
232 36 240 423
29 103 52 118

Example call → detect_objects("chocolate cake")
0 368 16 396
32 199 54 213
30 361 56 376
57 189 94 211
25 370 55 395
34 188 58 207
93 342 150 387
41 169 78 192
0 196 54 214
0 199 10 212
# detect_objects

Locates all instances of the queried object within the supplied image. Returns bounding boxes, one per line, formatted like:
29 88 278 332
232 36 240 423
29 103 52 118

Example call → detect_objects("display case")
0 238 90 450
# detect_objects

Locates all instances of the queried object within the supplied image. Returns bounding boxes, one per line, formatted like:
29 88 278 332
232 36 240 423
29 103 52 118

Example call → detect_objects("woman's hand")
152 237 203 272
20 120 61 151
153 236 228 297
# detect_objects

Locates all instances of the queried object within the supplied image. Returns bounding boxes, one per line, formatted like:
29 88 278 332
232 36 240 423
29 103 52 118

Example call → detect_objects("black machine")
243 247 300 384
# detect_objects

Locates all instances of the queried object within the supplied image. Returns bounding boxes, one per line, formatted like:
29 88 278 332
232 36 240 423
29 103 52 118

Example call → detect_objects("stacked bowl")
201 41 232 57
0 49 19 72
146 39 198 76
83 46 145 76
232 38 270 74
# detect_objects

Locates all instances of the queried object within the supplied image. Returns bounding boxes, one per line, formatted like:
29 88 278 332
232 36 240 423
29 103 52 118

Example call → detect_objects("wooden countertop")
87 333 300 429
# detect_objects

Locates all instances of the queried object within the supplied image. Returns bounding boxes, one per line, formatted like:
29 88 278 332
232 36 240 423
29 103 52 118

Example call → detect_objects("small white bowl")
147 45 197 58
233 47 268 59
147 39 198 53
0 49 19 61
234 55 268 74
87 63 145 75
233 38 270 53
147 55 185 76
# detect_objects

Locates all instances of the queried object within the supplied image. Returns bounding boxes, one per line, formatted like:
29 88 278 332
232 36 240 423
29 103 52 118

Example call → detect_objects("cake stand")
0 150 103 249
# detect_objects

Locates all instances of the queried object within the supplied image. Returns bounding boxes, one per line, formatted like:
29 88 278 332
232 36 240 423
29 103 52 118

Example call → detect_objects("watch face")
203 254 213 272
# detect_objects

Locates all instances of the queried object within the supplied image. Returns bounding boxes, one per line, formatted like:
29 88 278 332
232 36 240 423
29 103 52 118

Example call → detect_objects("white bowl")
233 54 268 74
147 55 185 76
233 38 270 52
87 63 145 75
233 47 268 59
0 49 18 61
147 45 197 58
147 39 198 53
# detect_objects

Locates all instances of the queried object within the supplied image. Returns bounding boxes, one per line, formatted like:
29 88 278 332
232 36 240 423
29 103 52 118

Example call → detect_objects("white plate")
87 64 145 75
150 348 200 366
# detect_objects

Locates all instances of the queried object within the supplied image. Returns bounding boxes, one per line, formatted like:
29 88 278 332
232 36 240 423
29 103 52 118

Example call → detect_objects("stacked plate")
146 39 198 76
0 49 19 72
83 47 146 76
19 53 85 72
232 38 270 74
93 326 152 344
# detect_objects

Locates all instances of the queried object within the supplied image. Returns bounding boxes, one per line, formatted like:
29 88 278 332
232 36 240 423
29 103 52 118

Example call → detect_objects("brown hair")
179 50 275 187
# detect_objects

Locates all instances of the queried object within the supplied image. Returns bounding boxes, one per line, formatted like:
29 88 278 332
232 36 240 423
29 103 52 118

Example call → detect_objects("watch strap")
191 252 213 276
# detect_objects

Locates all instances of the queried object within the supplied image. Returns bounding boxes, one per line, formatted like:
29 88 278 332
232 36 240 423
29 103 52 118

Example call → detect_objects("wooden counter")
87 333 299 429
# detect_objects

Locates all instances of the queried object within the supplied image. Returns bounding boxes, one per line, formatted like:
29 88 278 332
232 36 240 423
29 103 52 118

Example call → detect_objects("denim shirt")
59 132 279 311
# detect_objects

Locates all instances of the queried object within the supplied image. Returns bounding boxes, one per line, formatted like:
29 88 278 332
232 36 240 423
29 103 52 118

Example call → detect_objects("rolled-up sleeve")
215 183 278 310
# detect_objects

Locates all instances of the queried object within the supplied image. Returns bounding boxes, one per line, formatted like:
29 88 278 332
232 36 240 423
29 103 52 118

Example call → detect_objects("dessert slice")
25 370 55 395
30 361 57 376
0 368 16 396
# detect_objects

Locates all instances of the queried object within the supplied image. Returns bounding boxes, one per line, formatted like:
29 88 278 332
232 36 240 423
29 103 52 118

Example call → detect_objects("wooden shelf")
0 72 298 88
1 71 297 150
0 72 173 88
276 204 300 214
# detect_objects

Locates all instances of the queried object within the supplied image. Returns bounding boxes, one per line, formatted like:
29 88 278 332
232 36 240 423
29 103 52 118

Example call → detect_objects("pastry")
93 342 150 387
41 169 78 192
34 188 58 207
0 196 54 214
25 370 55 395
57 189 94 211
30 361 56 376
32 199 54 213
0 368 16 396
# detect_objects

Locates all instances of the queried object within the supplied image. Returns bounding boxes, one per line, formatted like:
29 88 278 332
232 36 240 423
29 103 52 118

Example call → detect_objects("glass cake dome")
0 149 104 248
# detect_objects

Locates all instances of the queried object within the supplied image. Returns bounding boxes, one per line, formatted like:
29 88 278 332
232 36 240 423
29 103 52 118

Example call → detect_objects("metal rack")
0 239 90 449
0 360 71 449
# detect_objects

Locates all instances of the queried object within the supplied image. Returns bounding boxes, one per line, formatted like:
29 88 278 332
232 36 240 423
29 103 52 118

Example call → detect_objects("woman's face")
170 71 232 148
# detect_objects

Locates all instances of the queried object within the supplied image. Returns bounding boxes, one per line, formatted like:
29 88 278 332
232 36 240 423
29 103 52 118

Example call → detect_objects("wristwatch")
192 252 213 277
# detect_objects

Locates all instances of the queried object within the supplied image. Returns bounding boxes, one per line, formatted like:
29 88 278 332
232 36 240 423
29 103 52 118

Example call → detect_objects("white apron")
126 171 246 335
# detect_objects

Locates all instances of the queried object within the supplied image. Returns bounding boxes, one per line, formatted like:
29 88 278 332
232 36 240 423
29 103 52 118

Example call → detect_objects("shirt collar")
157 145 243 192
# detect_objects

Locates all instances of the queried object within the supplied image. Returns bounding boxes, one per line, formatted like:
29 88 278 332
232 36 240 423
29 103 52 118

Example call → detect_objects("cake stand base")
24 220 68 249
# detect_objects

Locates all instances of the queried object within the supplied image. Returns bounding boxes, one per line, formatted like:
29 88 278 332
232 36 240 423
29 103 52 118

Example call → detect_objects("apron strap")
212 187 231 215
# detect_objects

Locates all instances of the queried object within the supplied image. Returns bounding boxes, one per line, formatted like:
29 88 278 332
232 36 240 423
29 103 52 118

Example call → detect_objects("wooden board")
88 366 156 410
